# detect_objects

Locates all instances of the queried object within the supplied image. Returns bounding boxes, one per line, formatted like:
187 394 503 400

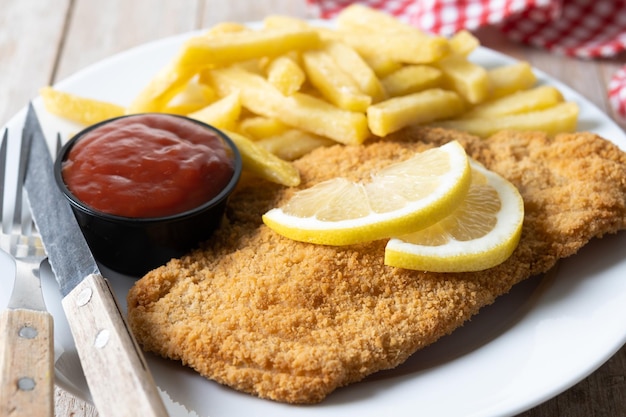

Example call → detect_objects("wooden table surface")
1 1 624 416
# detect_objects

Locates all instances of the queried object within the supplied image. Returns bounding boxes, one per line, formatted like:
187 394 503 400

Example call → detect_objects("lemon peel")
384 160 524 272
262 141 471 245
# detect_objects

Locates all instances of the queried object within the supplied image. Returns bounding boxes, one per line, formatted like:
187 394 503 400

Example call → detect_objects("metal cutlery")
22 104 169 417
0 127 54 417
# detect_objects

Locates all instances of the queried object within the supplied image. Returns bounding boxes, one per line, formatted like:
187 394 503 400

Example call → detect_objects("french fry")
40 86 125 125
263 15 311 30
381 65 443 97
449 30 480 56
487 62 537 99
367 88 464 137
222 129 301 186
322 41 386 102
437 54 489 104
302 49 372 112
188 91 241 130
206 66 370 145
231 59 266 76
162 78 217 115
334 4 450 63
256 129 335 160
461 85 564 119
360 53 403 78
39 7 581 174
238 116 290 140
434 101 579 137
204 22 248 35
336 4 421 34
266 55 306 96
326 31 449 65
280 91 370 145
177 28 321 70
127 59 196 113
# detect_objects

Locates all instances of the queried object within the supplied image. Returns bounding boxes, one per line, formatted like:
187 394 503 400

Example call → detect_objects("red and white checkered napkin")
609 66 626 119
307 0 626 119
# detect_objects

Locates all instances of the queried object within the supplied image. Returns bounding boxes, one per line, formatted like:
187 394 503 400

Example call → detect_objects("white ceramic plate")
1 22 626 417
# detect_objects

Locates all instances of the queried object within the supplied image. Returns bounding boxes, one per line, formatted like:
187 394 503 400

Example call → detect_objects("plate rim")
1 20 625 417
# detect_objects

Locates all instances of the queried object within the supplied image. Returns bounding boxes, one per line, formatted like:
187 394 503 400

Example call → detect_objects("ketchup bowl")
54 113 242 277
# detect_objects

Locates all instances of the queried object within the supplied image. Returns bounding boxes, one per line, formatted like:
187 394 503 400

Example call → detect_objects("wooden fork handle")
0 308 54 417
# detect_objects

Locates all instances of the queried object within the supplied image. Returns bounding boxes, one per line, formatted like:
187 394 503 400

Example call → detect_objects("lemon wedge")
384 160 524 272
262 141 471 245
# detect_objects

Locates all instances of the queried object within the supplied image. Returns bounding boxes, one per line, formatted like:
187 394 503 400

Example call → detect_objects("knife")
22 103 169 417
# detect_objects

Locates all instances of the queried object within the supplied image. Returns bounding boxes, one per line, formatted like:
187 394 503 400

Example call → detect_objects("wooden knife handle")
62 273 169 417
0 308 54 417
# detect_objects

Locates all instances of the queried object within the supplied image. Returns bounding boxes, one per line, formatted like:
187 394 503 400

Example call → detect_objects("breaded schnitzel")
127 127 626 404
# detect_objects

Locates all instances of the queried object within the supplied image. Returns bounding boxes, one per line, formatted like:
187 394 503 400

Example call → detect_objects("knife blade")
22 103 169 417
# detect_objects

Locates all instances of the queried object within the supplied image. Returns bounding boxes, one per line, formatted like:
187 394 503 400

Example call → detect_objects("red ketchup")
62 114 235 218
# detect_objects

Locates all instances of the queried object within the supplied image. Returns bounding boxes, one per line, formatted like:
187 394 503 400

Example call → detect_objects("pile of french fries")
41 5 579 187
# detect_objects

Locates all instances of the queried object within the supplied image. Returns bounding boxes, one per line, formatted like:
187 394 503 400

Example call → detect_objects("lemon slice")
262 141 471 245
384 160 524 272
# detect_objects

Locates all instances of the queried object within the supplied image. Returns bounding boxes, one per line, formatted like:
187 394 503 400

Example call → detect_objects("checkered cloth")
308 0 626 57
307 0 626 119
610 66 626 119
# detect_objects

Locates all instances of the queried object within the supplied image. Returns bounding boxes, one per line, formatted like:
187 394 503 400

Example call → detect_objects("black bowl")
54 113 242 277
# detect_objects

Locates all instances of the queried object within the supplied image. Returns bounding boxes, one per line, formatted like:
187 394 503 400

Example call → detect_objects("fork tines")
0 129 7 232
0 128 38 256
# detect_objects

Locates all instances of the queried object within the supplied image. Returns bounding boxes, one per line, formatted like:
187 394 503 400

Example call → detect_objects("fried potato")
437 54 489 104
204 22 249 35
302 49 372 112
326 31 449 65
230 58 266 76
449 30 480 56
266 55 306 96
263 15 311 30
206 66 369 145
435 101 579 137
223 129 301 186
336 3 421 34
360 53 404 78
40 86 125 125
381 65 443 97
487 62 537 99
367 88 464 137
334 5 450 63
127 60 196 113
177 28 321 70
322 41 386 102
238 116 290 140
461 85 564 119
188 91 241 130
256 129 335 160
162 78 217 115
39 6 580 185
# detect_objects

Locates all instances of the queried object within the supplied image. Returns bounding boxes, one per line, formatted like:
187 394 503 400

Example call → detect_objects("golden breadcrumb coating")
127 127 626 404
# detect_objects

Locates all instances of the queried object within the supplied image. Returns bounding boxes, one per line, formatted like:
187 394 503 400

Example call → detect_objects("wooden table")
1 1 624 416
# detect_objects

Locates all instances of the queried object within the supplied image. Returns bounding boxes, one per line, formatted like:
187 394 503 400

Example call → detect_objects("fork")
0 128 54 417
